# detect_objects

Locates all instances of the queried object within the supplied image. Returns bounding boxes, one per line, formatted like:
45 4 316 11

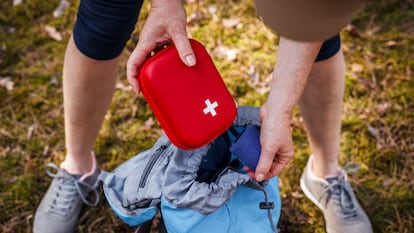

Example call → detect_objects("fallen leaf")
50 74 59 85
207 5 217 14
291 190 304 199
115 83 133 91
351 63 364 73
225 49 238 61
359 108 371 119
212 46 239 61
42 145 49 157
248 65 259 80
143 117 155 130
8 176 19 183
0 76 14 91
187 11 204 25
367 125 380 141
247 72 271 94
375 102 391 116
27 125 35 139
384 40 398 47
13 0 23 6
382 178 393 187
406 66 412 79
44 25 62 41
345 24 361 37
366 25 381 36
222 18 240 28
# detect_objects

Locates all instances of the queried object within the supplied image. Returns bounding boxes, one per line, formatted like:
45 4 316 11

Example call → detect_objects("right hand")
126 0 195 93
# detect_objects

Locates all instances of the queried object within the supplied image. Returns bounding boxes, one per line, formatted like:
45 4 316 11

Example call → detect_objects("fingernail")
185 54 195 66
256 173 264 182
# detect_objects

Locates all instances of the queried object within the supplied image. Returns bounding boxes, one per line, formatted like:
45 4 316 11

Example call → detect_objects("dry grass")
1 0 413 232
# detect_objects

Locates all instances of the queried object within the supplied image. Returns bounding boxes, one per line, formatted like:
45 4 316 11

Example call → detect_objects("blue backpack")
98 106 281 233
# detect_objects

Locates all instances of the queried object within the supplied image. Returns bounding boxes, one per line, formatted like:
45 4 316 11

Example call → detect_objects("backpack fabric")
99 106 281 232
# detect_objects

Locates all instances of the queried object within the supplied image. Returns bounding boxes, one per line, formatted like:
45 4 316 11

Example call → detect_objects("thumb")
255 147 275 182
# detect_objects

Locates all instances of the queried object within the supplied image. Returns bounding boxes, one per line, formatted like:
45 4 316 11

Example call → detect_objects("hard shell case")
138 39 237 149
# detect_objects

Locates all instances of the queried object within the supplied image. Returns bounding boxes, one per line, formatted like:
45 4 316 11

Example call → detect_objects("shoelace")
317 164 360 220
45 163 100 216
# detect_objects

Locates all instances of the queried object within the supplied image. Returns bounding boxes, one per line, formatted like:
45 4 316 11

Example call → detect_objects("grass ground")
1 0 413 232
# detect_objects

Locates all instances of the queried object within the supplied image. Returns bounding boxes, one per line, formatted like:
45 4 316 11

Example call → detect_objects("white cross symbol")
203 99 218 117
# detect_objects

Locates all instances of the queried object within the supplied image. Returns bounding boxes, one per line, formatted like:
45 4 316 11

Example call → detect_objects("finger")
267 154 292 179
126 59 140 94
255 147 275 182
259 105 267 121
243 166 255 178
126 40 157 93
127 74 141 94
170 28 195 66
126 49 145 93
246 170 256 178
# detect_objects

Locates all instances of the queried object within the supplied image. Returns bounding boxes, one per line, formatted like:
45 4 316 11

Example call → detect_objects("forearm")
266 37 323 117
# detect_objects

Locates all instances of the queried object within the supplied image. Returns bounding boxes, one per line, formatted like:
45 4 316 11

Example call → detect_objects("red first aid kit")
138 39 237 150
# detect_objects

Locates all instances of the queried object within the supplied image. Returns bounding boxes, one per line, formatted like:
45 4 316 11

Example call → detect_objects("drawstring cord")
245 179 279 233
261 188 279 233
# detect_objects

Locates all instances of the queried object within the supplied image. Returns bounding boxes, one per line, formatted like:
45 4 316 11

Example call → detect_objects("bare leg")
298 50 345 178
60 36 119 174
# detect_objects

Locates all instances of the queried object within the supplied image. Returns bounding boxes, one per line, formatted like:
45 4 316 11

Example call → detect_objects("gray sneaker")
300 155 373 233
33 158 100 233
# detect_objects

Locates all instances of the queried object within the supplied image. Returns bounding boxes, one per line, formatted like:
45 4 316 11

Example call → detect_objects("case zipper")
138 143 170 188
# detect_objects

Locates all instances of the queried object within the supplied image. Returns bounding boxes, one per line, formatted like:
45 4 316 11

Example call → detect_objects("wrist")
265 88 295 117
151 0 182 7
261 102 293 122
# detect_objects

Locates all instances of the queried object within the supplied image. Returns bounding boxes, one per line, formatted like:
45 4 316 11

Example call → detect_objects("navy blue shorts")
315 34 341 62
73 0 144 60
73 0 340 62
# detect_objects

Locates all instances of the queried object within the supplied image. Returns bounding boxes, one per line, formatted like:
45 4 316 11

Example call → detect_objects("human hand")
126 0 195 93
255 105 295 182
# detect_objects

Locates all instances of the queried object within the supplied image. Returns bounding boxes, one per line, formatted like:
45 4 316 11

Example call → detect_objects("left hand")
254 104 295 182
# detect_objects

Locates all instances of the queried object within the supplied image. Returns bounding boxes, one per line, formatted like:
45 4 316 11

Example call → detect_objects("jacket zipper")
138 143 169 188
